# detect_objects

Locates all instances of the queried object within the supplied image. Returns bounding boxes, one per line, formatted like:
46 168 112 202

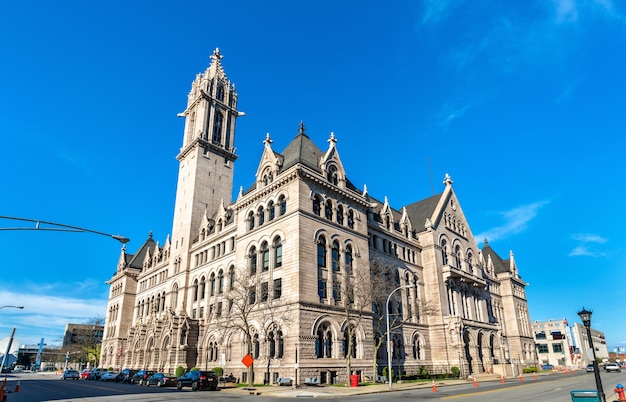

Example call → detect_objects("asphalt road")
1 370 624 401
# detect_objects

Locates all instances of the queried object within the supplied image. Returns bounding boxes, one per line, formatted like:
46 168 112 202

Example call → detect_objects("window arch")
316 322 333 358
454 244 461 269
218 270 224 294
337 205 344 225
273 237 282 268
210 273 216 296
412 335 423 359
345 244 353 274
327 164 339 185
331 241 340 272
268 201 275 221
229 265 235 290
258 206 265 226
248 211 255 231
249 246 257 275
325 199 333 220
193 279 199 302
313 195 322 216
200 277 206 299
278 195 286 215
347 209 354 229
441 239 449 265
261 241 270 272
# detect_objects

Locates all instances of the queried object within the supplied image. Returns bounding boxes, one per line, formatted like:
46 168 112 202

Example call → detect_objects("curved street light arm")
0 216 129 244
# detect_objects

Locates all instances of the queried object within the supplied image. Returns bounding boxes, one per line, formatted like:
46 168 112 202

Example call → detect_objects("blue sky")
1 0 625 350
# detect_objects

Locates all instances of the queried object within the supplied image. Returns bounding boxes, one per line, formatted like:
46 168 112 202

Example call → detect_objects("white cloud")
420 0 460 26
568 232 608 257
571 233 608 243
475 200 549 242
0 290 107 346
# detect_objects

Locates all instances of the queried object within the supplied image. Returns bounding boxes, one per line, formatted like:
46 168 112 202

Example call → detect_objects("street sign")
242 354 253 368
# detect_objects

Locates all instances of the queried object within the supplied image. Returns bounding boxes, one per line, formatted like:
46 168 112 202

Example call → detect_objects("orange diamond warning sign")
242 354 254 368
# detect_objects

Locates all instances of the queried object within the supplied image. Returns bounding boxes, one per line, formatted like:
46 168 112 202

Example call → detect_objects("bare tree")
218 265 291 387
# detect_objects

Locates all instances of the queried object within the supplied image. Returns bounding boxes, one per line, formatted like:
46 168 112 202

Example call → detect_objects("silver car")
605 363 621 373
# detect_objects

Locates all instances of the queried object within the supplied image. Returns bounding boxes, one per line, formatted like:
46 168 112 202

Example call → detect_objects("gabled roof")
279 123 324 173
125 233 157 270
404 192 443 230
481 241 510 274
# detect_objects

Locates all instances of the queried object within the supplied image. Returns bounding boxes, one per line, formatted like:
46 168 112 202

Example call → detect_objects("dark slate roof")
280 131 324 173
481 242 510 274
404 192 443 230
126 234 157 270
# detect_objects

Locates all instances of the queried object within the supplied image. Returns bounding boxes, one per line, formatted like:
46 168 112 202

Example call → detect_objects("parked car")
605 362 621 373
130 370 156 385
219 374 236 383
117 368 137 383
146 372 177 387
541 364 554 370
100 371 120 381
62 369 80 380
176 370 218 391
586 364 595 372
80 369 91 379
87 368 107 380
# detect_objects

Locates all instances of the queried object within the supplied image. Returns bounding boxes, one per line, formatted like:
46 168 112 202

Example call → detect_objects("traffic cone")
431 379 437 392
15 380 21 392
519 373 524 382
533 372 537 380
473 376 478 387
500 375 505 384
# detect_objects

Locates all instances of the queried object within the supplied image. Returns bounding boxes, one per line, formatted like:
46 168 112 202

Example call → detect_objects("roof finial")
483 238 488 246
211 48 223 63
443 173 453 186
298 121 306 135
264 132 273 147
328 132 337 146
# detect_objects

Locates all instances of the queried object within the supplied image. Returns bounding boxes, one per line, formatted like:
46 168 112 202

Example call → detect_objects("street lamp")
386 284 414 390
0 216 130 244
578 307 605 402
0 306 24 310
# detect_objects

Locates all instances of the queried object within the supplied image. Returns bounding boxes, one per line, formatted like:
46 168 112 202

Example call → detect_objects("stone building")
532 319 576 368
100 49 536 383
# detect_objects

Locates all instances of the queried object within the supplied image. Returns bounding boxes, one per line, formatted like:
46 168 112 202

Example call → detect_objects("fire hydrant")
615 383 626 401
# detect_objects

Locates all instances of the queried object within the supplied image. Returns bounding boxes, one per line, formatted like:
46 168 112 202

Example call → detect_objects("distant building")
63 324 103 346
571 322 608 366
532 319 576 368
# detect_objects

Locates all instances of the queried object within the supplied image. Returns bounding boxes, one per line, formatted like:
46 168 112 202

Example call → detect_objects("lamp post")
578 307 605 402
0 307 24 375
386 284 414 390
0 216 130 244
0 306 24 310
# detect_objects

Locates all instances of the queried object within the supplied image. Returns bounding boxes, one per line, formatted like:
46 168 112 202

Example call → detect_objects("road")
1 370 624 401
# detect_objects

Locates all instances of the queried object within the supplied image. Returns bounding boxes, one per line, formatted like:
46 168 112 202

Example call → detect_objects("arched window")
331 241 340 272
261 242 270 272
441 239 448 265
268 331 275 358
455 244 461 269
345 245 353 274
268 201 275 221
210 273 216 296
249 246 257 275
278 195 286 215
248 211 255 230
171 284 179 311
258 206 265 226
277 330 284 358
317 236 327 269
273 237 282 268
218 270 224 294
200 277 206 299
316 323 332 358
313 195 322 216
216 84 224 101
337 205 344 225
343 327 357 358
325 199 333 220
347 209 354 229
193 279 199 302
229 266 235 290
253 334 260 358
212 111 223 143
327 165 338 185
467 253 474 274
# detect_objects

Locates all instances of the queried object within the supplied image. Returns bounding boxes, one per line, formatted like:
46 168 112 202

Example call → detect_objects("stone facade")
100 49 536 383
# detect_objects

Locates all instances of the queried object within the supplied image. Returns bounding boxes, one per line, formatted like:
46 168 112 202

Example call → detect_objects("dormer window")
327 164 339 185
